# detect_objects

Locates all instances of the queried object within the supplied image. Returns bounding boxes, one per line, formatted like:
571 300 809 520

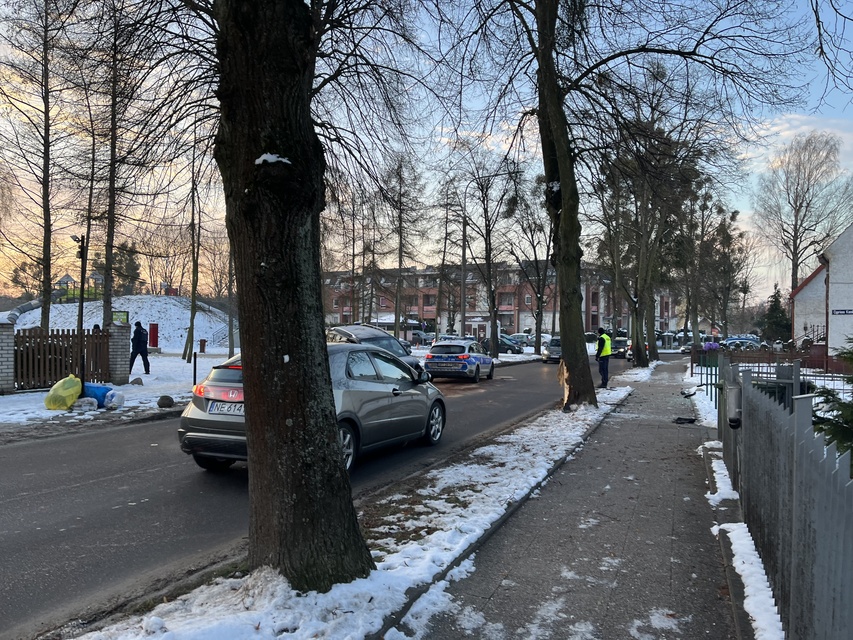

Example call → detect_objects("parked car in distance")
431 333 474 346
425 339 494 382
178 344 446 472
542 336 562 363
326 324 422 372
679 341 694 354
509 332 533 347
481 334 524 354
626 342 648 360
611 337 629 358
409 329 430 346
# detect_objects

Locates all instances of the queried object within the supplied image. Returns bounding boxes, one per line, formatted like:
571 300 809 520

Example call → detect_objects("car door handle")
392 388 402 396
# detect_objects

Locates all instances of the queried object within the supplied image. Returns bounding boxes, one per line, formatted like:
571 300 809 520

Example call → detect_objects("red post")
148 323 159 348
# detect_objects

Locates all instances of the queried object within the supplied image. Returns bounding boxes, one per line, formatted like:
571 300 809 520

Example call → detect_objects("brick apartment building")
323 262 676 339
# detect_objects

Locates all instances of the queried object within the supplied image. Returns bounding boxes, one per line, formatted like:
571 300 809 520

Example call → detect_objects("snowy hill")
8 295 234 354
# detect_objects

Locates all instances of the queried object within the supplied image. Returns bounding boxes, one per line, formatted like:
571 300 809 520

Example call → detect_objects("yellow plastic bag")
44 374 83 410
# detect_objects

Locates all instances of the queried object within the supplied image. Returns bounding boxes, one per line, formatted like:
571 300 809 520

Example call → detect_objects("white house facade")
791 223 853 355
790 263 827 340
820 223 853 354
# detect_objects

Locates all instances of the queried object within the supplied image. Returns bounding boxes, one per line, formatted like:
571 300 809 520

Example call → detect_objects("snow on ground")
10 294 232 353
0 299 780 639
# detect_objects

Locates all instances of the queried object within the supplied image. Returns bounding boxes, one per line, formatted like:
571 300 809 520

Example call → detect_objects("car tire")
421 402 445 445
486 363 494 379
338 421 357 472
192 455 234 472
472 366 480 383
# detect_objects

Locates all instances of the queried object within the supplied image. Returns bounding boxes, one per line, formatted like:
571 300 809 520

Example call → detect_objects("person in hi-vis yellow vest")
595 327 611 389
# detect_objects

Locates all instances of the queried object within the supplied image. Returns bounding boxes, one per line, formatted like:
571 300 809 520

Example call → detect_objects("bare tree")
670 177 729 346
378 152 424 336
77 0 180 328
431 0 814 406
753 130 853 293
432 176 464 335
810 0 853 93
199 223 231 299
461 160 520 355
0 0 81 329
700 211 754 339
508 174 554 353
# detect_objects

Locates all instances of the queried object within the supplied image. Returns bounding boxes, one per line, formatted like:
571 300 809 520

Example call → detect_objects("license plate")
429 363 458 369
208 401 245 415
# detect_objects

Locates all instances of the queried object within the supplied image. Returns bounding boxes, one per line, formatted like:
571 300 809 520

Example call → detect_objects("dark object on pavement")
672 417 697 424
158 395 175 408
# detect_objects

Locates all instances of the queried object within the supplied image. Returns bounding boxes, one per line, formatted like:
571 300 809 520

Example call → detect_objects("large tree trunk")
534 0 596 408
213 0 374 592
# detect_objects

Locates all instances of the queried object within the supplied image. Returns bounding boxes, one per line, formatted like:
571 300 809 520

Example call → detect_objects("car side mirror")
417 370 432 384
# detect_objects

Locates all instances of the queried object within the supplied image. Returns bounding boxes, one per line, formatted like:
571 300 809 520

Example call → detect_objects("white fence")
719 359 853 639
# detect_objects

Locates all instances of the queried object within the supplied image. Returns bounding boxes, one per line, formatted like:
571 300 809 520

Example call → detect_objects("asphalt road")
0 355 641 640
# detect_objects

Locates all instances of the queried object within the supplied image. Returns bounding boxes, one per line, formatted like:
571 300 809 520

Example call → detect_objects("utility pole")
72 234 88 383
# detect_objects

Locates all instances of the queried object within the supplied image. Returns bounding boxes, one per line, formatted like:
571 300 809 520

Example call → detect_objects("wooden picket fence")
14 328 111 390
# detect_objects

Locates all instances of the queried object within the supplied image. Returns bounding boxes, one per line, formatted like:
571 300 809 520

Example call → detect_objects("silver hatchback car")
178 343 446 472
541 336 562 363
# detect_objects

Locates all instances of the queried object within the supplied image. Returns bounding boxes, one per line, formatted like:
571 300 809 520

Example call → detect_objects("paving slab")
422 363 740 639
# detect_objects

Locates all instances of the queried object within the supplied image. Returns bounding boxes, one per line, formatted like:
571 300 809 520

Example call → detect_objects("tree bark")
213 0 374 592
534 0 596 408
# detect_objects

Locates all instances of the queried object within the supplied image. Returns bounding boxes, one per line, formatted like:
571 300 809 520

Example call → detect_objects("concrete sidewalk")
421 361 748 639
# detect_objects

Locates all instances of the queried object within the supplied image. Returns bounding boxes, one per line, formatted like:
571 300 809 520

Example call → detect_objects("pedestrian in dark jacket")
130 321 150 375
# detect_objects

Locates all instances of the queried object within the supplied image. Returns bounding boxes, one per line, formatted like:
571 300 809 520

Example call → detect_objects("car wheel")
472 366 480 383
421 402 445 445
338 421 357 472
486 363 494 379
192 455 234 472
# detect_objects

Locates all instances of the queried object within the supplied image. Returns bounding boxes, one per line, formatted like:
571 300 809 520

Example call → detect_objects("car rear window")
207 357 243 383
431 344 465 355
549 338 561 347
361 336 406 357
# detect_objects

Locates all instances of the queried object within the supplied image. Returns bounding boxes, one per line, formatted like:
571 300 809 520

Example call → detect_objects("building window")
525 294 532 305
499 293 514 306
423 294 436 306
333 298 339 309
380 296 387 308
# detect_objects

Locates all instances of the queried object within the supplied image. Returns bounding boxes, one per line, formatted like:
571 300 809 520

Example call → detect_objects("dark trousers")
130 349 150 374
598 356 609 387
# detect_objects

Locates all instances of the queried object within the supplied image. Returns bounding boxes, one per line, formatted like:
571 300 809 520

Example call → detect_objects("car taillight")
194 384 244 402
425 353 434 359
457 354 470 360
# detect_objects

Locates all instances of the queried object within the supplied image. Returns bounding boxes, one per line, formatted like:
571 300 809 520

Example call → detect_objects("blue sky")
733 76 852 300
